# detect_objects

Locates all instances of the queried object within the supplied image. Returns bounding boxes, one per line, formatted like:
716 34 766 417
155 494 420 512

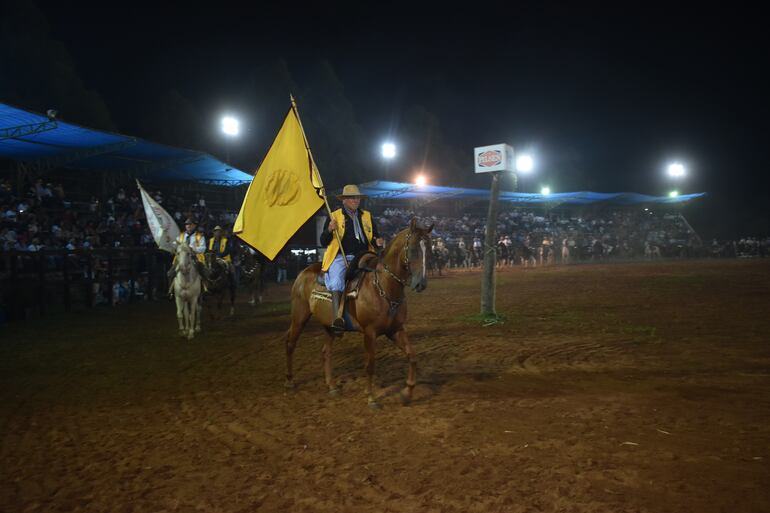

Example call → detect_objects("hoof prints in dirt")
509 338 638 373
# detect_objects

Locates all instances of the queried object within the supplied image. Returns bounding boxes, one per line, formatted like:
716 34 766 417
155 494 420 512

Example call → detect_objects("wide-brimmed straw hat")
336 184 366 199
213 225 223 231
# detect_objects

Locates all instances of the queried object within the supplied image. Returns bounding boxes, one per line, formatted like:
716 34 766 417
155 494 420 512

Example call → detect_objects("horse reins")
374 230 421 316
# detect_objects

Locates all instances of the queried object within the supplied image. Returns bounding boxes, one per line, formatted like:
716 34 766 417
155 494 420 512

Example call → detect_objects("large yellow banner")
233 107 323 260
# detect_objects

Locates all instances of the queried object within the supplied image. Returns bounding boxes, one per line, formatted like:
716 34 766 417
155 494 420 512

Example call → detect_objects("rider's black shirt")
319 209 380 255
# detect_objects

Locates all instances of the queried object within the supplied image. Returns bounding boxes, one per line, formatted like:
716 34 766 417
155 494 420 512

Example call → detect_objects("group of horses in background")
424 234 565 276
171 241 266 339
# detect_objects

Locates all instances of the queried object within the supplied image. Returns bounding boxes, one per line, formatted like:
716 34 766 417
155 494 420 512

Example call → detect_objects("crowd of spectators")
3 175 770 322
376 207 710 262
709 237 770 258
1 177 236 252
2 176 768 263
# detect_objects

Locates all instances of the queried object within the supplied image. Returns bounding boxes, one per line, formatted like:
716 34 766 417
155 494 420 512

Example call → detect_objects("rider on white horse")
168 218 207 298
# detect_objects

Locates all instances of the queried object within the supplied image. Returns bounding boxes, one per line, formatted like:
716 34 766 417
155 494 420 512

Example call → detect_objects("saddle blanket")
309 288 356 332
310 289 332 302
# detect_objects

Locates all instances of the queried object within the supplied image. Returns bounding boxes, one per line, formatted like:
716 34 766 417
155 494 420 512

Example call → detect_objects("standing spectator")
276 252 288 283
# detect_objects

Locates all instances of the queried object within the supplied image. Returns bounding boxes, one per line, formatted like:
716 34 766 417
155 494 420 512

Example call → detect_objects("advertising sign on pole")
474 144 514 174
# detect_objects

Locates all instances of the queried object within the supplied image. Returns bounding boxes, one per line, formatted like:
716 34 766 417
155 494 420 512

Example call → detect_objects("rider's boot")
331 291 345 333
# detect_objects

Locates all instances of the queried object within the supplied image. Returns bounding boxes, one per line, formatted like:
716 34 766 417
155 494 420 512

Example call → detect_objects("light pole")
221 116 240 164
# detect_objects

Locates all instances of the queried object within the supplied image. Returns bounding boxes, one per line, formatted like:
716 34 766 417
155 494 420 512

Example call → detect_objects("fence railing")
0 248 172 321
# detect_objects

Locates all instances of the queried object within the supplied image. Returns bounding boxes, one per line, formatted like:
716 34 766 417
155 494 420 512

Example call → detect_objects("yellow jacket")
177 232 206 263
321 208 374 271
208 237 232 263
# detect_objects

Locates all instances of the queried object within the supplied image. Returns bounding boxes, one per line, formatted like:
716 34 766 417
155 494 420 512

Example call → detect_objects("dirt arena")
1 259 769 513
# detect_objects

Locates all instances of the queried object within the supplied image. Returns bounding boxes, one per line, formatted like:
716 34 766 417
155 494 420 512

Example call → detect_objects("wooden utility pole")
480 172 501 317
475 143 516 319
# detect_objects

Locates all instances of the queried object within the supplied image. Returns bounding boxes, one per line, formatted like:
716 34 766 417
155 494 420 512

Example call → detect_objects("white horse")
173 242 202 339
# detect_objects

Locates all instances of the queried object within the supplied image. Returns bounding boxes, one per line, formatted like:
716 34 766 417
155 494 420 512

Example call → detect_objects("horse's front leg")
175 294 185 336
390 329 417 405
227 275 236 316
363 330 379 409
195 296 202 332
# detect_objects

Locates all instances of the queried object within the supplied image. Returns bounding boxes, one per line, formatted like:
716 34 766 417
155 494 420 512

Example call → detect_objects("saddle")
315 251 379 297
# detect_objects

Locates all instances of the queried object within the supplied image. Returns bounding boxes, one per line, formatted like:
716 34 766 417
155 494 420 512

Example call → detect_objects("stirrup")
331 317 345 332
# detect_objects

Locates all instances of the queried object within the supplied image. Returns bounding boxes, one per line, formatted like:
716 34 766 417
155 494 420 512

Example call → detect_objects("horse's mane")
382 227 410 256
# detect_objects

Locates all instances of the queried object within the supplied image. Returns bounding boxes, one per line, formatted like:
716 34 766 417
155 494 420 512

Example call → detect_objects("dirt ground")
1 259 769 513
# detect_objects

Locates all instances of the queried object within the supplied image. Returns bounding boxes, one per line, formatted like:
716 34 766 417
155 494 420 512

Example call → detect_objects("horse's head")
204 251 214 268
175 242 193 270
404 218 434 292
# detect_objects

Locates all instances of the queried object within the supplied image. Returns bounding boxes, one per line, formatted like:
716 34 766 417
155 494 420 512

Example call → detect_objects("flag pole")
289 94 348 267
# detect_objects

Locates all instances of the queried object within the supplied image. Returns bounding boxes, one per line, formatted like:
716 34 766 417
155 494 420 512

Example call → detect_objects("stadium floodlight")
381 142 397 159
669 190 679 198
415 174 427 187
221 116 240 136
516 154 534 173
667 162 685 178
541 186 551 195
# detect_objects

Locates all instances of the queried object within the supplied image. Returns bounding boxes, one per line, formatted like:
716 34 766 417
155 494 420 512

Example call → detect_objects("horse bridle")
381 229 412 285
177 246 193 276
374 229 425 316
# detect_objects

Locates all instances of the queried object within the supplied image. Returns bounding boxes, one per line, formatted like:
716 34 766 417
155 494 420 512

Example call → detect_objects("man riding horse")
320 184 384 332
208 225 236 285
168 218 207 298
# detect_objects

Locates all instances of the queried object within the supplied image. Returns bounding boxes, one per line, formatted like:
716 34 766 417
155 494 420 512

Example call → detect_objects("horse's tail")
286 264 318 369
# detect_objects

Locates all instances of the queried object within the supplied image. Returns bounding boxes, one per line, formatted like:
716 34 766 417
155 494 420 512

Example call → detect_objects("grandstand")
7 101 768 323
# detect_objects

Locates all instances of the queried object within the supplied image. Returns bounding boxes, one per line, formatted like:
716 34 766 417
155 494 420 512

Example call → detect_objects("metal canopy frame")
0 119 58 140
0 102 253 186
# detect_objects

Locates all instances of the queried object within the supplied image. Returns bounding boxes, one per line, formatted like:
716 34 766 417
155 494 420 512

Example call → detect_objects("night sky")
3 2 768 237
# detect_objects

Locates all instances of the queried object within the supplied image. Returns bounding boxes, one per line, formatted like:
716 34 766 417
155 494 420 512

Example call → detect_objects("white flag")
137 180 180 253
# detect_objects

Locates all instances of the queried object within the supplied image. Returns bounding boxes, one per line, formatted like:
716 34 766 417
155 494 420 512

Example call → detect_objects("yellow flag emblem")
233 105 324 260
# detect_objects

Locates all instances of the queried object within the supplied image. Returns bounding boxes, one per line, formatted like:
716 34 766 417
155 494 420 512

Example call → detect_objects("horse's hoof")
368 401 381 410
187 333 194 340
229 308 235 316
328 387 340 397
400 389 413 406
195 327 201 333
284 380 295 390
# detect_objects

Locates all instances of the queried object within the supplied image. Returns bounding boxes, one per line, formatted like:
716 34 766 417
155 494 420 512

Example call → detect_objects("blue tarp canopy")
0 103 253 185
356 181 706 206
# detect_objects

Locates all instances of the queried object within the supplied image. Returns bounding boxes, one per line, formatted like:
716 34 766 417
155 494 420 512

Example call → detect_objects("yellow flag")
233 107 324 260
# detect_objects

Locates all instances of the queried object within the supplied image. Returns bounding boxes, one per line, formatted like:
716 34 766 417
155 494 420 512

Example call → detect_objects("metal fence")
0 248 172 321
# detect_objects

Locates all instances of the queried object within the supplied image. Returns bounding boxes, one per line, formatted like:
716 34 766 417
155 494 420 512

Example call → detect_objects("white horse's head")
175 242 194 272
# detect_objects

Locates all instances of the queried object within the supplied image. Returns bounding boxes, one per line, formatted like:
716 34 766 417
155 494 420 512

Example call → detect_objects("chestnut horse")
285 218 433 408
